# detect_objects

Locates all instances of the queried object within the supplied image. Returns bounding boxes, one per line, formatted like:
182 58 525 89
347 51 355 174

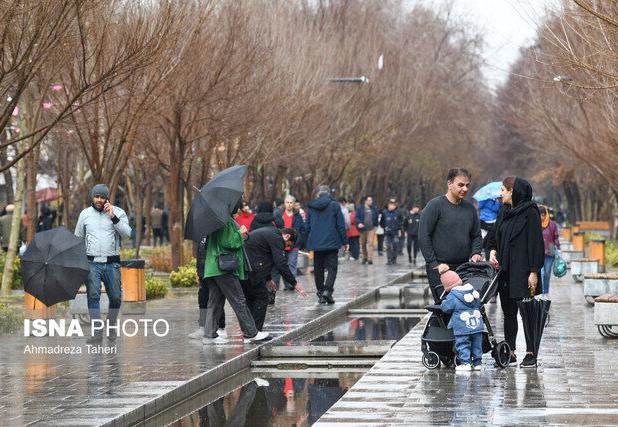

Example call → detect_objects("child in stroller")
440 268 484 371
421 262 511 369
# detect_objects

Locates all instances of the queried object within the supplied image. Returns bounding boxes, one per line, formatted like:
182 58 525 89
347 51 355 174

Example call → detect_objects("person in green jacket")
202 218 270 344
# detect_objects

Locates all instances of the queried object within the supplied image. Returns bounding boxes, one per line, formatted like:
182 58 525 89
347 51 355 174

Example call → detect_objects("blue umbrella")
473 181 502 202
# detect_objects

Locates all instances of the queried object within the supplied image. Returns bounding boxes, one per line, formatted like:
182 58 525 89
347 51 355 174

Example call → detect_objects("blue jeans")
455 333 483 366
541 255 554 294
272 249 298 290
385 234 399 263
86 261 122 322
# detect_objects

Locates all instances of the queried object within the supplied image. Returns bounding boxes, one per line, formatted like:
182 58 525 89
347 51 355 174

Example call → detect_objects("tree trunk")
143 183 153 247
168 159 183 270
25 145 40 243
0 141 14 204
0 144 25 297
58 147 72 228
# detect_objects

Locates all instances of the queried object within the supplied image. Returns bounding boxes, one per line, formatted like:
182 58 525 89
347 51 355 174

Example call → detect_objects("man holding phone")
75 184 132 343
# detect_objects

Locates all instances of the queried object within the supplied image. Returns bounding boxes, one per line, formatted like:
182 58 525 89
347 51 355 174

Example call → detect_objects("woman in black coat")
487 177 544 368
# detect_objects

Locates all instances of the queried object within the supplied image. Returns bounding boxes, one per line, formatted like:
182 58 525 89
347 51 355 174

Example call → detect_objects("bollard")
24 293 56 320
589 239 606 273
562 226 573 242
572 232 585 252
121 259 146 302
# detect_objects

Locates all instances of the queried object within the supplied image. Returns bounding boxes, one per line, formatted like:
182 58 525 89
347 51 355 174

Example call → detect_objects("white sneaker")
188 327 205 340
203 336 229 345
254 378 270 387
455 364 472 372
472 364 482 371
244 331 270 343
216 328 228 339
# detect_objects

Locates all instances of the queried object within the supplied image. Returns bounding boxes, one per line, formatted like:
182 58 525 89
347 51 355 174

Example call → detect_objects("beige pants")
360 229 377 261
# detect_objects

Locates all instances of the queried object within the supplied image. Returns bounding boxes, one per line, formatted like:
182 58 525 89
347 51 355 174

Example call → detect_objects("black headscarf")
497 177 537 271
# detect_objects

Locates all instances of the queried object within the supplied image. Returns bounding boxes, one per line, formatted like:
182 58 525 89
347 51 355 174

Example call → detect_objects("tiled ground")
317 273 618 426
0 257 410 426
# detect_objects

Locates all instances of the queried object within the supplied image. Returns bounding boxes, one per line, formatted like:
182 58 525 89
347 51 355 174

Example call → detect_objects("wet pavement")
316 273 618 426
0 257 411 426
171 371 367 427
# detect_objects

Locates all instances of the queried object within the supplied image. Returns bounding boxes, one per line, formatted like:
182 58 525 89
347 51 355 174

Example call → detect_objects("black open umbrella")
184 165 247 242
517 294 551 356
21 227 90 306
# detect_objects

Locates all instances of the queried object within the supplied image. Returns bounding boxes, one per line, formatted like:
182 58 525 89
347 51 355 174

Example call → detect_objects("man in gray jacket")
75 184 132 343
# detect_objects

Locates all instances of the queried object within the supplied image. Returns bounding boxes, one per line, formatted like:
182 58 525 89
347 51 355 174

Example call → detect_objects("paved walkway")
317 273 618 425
0 257 411 426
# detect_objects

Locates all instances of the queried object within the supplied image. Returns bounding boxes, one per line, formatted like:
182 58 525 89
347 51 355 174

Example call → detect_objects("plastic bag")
553 250 567 278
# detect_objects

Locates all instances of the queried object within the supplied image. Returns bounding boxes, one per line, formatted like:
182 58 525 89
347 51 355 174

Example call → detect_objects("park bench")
570 258 599 282
561 249 584 266
594 293 618 338
577 221 611 237
583 274 618 305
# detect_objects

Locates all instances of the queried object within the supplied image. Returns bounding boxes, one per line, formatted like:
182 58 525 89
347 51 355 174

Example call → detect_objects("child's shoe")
472 364 482 371
455 364 471 372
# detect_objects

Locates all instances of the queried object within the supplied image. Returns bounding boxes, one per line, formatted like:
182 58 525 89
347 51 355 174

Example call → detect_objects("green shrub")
0 252 22 289
0 303 24 334
606 241 618 268
169 258 198 288
146 276 169 299
119 247 137 260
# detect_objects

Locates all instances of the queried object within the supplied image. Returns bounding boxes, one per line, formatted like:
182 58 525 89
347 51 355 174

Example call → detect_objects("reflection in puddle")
312 317 419 343
170 373 363 426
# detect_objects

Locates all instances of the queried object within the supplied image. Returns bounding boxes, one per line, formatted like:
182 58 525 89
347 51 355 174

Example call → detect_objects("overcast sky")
424 0 558 88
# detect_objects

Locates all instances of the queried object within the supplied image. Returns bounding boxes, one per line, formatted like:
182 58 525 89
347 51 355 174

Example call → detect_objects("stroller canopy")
455 262 497 302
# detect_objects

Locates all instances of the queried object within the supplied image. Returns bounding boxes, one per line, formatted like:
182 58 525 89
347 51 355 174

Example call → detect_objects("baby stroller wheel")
493 341 511 368
422 351 441 369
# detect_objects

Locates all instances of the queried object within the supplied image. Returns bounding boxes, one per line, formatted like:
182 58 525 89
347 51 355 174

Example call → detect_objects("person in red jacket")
234 201 254 237
347 204 360 260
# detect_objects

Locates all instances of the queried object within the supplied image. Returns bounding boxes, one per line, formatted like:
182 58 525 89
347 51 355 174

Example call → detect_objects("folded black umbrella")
21 227 91 306
517 296 551 356
184 165 247 242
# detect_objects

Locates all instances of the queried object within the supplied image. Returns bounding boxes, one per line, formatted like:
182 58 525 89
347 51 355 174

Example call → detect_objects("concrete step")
348 308 426 316
260 340 396 358
251 358 379 369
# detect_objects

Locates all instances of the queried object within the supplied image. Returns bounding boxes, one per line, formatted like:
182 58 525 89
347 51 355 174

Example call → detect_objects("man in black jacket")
404 206 421 264
242 226 307 330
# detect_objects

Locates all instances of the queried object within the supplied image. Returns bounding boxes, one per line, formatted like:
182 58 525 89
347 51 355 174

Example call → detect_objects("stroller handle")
438 267 502 303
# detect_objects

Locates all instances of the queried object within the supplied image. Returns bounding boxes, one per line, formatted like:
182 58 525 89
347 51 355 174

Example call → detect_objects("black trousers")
241 274 270 331
152 228 164 246
348 236 360 260
198 278 225 329
314 249 339 296
498 280 532 354
406 234 419 260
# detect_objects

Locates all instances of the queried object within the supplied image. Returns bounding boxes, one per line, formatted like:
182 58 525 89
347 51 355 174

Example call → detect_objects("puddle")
311 317 419 343
169 371 364 426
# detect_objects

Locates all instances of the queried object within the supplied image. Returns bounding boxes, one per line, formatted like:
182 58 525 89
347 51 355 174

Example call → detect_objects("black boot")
322 290 335 304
